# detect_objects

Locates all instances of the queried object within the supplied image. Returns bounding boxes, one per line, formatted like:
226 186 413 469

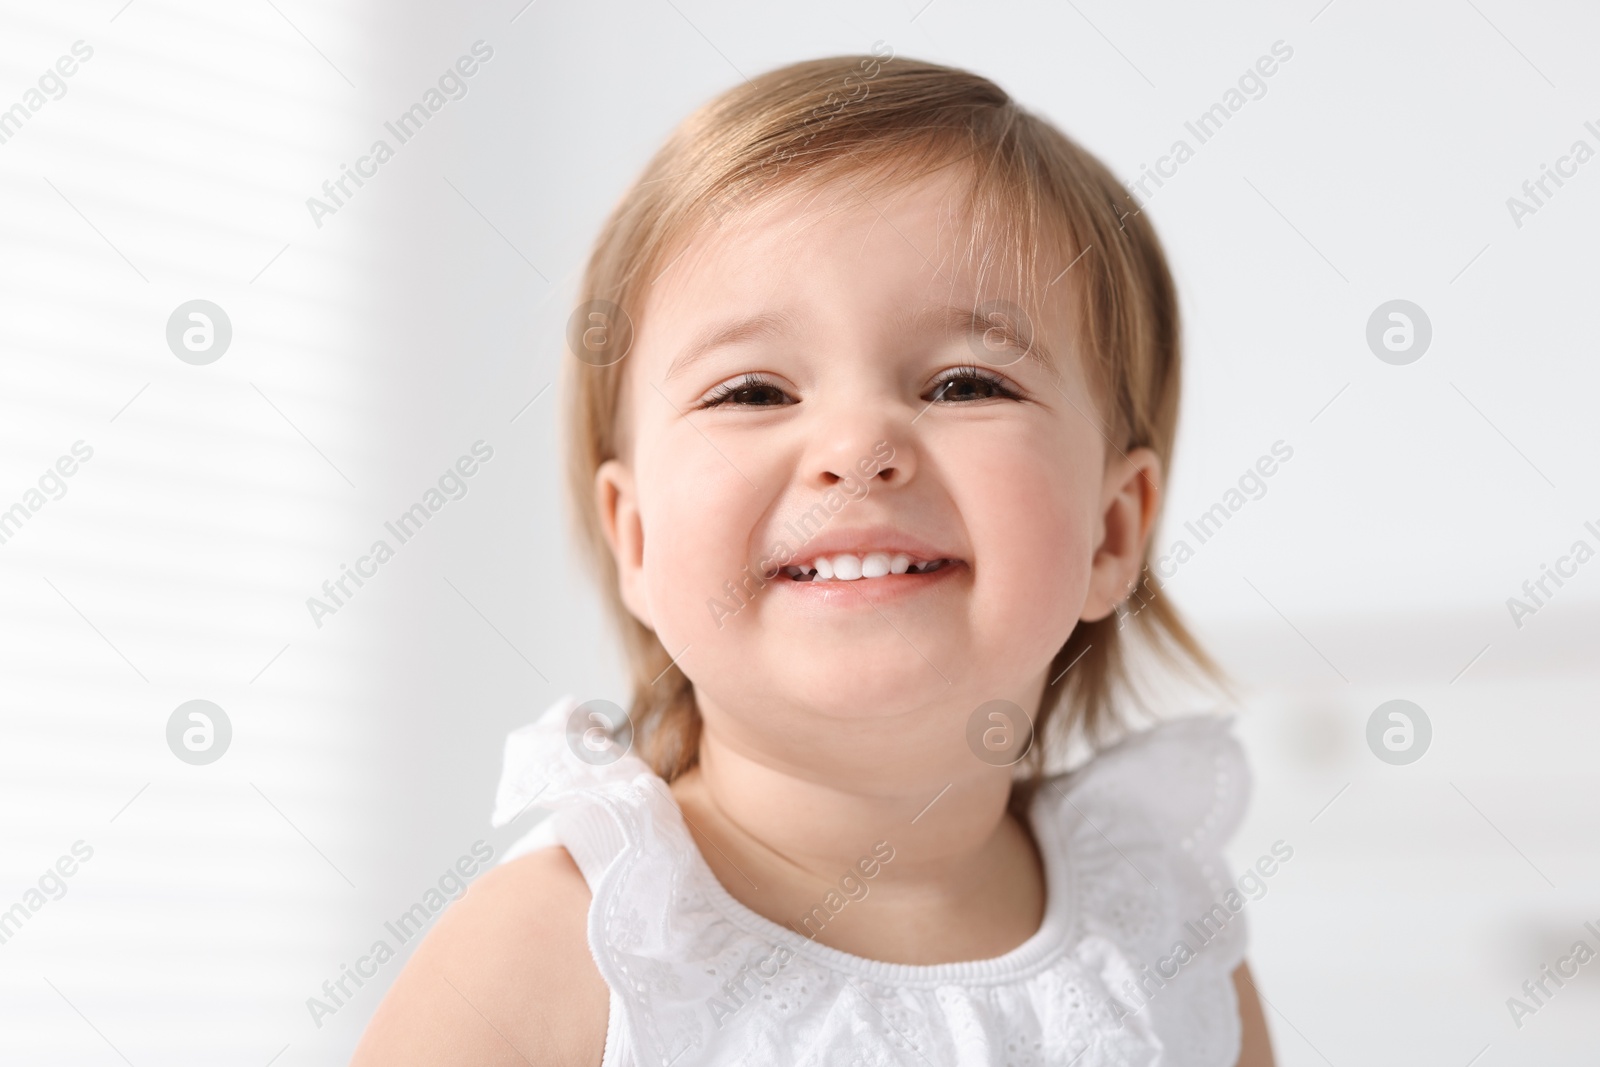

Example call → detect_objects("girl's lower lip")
768 561 966 606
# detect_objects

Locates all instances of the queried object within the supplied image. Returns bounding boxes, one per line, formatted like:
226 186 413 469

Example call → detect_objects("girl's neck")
666 728 1047 965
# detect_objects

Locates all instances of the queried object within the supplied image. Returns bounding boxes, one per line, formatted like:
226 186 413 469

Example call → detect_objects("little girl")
356 53 1274 1066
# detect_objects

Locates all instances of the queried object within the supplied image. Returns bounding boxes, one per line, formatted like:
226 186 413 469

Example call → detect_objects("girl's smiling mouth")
767 556 968 610
757 527 970 605
760 526 967 585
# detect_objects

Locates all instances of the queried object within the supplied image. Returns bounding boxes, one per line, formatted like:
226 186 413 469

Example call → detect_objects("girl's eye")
699 373 796 409
697 368 1021 408
925 366 1022 403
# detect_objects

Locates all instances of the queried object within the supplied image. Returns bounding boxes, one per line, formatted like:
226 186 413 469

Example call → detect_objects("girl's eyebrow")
663 310 799 382
661 304 1061 381
900 304 1061 378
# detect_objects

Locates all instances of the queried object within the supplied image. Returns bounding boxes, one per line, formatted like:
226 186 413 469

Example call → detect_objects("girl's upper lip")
768 525 964 564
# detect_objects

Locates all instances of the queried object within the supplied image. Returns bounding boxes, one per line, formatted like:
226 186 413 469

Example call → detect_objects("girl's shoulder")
351 845 608 1067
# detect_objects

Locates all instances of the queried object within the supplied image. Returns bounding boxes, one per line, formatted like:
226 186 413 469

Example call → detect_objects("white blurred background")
1 0 1596 1063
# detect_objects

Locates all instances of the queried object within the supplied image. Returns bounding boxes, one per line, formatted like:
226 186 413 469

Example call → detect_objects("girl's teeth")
796 553 951 581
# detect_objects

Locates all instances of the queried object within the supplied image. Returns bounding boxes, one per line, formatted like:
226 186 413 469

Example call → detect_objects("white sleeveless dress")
490 696 1251 1066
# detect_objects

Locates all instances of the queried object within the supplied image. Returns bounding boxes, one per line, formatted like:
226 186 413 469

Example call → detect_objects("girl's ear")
1081 446 1163 623
595 458 654 629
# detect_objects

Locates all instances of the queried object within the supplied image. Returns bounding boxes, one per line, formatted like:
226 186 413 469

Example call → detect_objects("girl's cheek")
967 446 1093 600
637 475 763 639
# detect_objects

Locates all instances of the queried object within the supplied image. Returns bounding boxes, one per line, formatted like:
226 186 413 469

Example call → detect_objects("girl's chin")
735 669 964 720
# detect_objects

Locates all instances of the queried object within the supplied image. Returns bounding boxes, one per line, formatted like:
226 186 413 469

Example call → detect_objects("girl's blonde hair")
562 53 1225 809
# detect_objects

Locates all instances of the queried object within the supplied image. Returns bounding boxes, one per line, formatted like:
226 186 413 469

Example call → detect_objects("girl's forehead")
646 170 1022 318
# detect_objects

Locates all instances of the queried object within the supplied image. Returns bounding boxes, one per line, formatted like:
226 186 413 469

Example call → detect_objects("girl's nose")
803 411 913 491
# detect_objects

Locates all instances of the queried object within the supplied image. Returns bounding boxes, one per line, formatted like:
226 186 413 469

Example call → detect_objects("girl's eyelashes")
924 365 1025 404
695 365 1026 408
698 372 796 409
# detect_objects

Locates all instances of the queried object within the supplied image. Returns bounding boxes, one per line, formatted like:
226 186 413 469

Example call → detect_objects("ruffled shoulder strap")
1039 714 1253 999
1055 714 1250 868
488 694 669 879
487 696 720 1064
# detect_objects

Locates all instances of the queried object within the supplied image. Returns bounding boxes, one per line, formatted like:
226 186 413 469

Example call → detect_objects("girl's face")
597 170 1159 768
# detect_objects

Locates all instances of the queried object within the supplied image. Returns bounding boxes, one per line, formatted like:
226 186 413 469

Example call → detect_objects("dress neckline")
655 775 1078 988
